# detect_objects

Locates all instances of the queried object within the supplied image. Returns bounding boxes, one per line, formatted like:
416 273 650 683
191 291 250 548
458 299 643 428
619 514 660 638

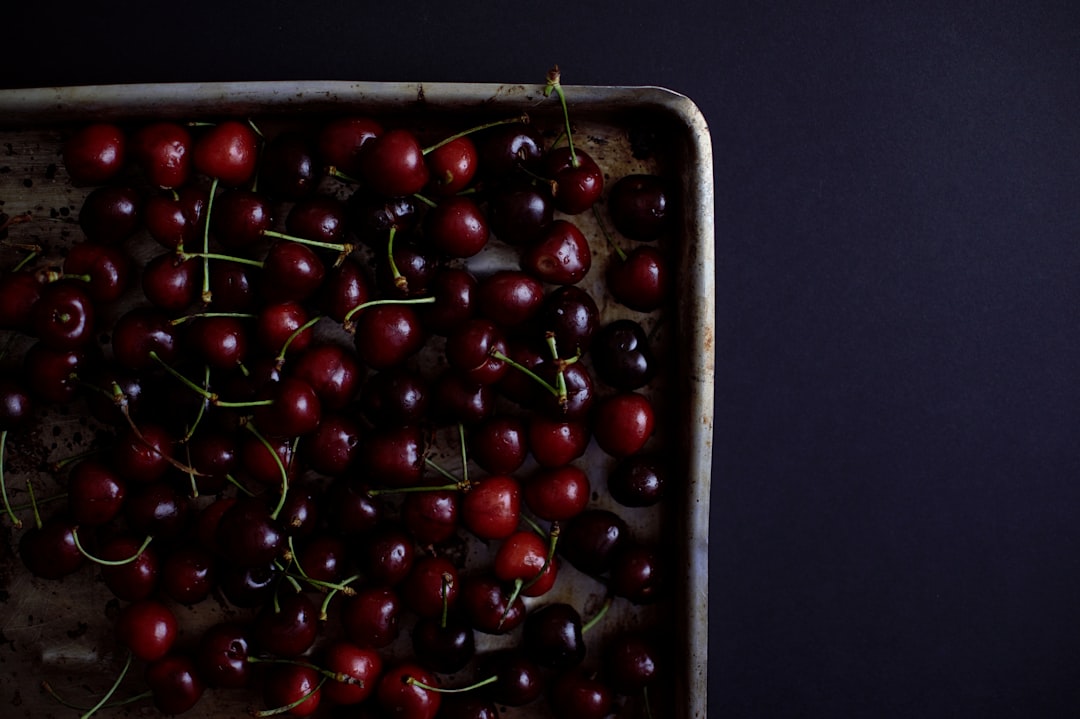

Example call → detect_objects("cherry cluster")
0 71 676 719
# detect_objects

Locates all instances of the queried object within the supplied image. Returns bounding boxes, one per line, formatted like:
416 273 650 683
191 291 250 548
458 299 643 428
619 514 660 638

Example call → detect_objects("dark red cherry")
239 432 300 486
161 546 215 605
522 219 591 285
262 664 321 718
478 122 544 180
527 417 589 469
353 304 427 370
260 131 318 200
63 242 130 304
296 534 347 584
470 415 527 475
144 186 207 250
559 509 628 577
361 526 416 587
116 599 178 662
257 301 314 358
208 259 259 311
493 530 558 598
400 555 459 618
292 343 360 411
78 185 142 244
477 650 545 706
254 591 320 657
211 188 273 250
548 671 613 719
487 181 554 245
286 195 347 244
193 120 260 186
411 614 475 674
112 421 173 483
142 253 200 314
63 123 126 185
0 270 42 332
540 285 599 355
419 266 477 336
146 654 205 715
376 237 436 298
261 241 326 303
401 490 459 546
321 640 382 706
609 174 671 241
537 360 594 421
461 475 521 541
342 586 402 648
424 196 489 258
133 121 192 189
377 663 441 719
360 128 430 197
99 535 160 601
523 603 586 669
608 454 668 507
605 631 661 695
214 497 284 567
277 480 320 538
324 478 381 538
302 413 360 476
426 136 478 197
593 391 655 457
346 193 418 245
253 376 322 438
360 425 426 487
611 543 665 604
18 515 84 579
461 573 526 635
23 344 88 404
524 464 590 522
318 116 383 177
32 280 95 350
445 318 507 385
195 623 252 689
218 562 279 608
360 367 429 428
187 315 248 371
546 147 604 215
321 256 371 323
430 372 494 426
112 307 180 370
124 482 189 540
475 270 544 329
592 319 656 389
67 458 125 526
606 245 669 312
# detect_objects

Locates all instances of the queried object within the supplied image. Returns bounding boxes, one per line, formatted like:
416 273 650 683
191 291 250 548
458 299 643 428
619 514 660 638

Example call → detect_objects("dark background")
5 1 1080 716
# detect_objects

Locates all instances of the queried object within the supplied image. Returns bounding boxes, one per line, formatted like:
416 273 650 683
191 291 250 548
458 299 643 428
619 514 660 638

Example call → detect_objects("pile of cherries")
0 71 676 719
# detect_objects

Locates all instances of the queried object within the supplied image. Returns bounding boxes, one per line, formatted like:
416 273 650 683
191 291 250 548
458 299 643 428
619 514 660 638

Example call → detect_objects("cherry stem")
262 229 350 254
182 435 199 498
457 423 469 488
8 491 67 512
149 351 273 409
424 456 464 486
247 118 265 138
490 350 560 399
171 311 256 326
581 594 613 634
520 522 560 595
644 685 655 719
406 674 497 694
40 681 151 712
520 513 545 537
327 166 362 184
440 572 453 629
246 656 363 687
79 650 132 719
72 528 153 566
201 177 219 305
12 250 40 273
287 535 309 579
0 431 22 529
543 66 578 167
497 579 525 630
275 315 323 366
48 446 101 472
181 251 263 269
243 422 289 521
367 480 462 497
181 366 212 444
224 473 256 497
591 205 627 261
341 295 436 328
422 114 530 155
386 226 407 292
319 573 362 620
411 193 437 208
25 476 41 530
251 676 327 717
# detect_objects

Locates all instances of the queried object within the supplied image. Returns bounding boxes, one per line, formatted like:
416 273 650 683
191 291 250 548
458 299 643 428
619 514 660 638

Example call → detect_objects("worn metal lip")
0 79 715 719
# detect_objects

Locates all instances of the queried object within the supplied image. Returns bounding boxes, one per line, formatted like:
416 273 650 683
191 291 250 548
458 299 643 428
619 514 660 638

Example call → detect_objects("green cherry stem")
170 312 257 326
245 656 363 687
40 681 151 713
318 573 362 620
406 674 498 694
242 422 290 521
179 251 263 269
386 226 407 292
8 492 67 512
275 315 323 367
543 65 579 168
581 594 614 635
0 431 22 529
252 676 328 717
341 295 436 329
457 423 469 488
262 229 352 255
148 351 273 409
201 177 219 305
326 166 362 184
489 349 561 400
591 204 627 261
79 650 133 719
421 114 530 156
72 528 154 566
223 473 256 497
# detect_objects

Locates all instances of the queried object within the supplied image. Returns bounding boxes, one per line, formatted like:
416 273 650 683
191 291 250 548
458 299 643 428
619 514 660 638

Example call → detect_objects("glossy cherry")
214 497 284 567
31 280 95 350
112 307 180 370
476 270 544 328
98 535 160 601
342 586 402 648
318 115 383 177
593 391 655 457
144 186 206 250
116 598 178 662
460 573 526 634
521 219 592 285
425 135 478 196
524 464 590 522
608 454 668 507
321 640 382 705
606 245 669 312
66 458 125 526
262 664 322 717
545 147 604 215
161 546 215 605
259 131 318 200
78 185 142 244
608 173 671 241
470 415 528 475
424 196 489 258
146 654 205 716
360 128 430 197
592 318 657 389
133 121 192 188
253 591 320 657
193 119 260 186
523 603 586 669
62 123 126 185
63 241 130 304
461 475 521 540
195 622 252 689
18 515 84 579
360 367 429 428
559 509 628 577
353 304 427 370
142 253 200 314
547 671 613 719
527 416 589 468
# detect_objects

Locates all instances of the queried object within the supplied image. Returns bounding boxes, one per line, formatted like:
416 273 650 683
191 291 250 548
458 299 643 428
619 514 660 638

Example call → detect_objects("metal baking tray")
0 81 713 718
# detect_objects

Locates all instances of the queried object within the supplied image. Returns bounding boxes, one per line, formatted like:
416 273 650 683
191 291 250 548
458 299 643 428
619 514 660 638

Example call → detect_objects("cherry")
521 219 592 285
254 591 320 657
361 526 416 587
524 464 590 522
209 258 259 311
527 416 589 468
214 496 284 566
218 562 279 608
286 195 348 244
321 640 382 705
494 530 559 598
360 367 429 428
133 121 192 188
353 304 427 370
161 546 215 605
111 421 173 483
461 475 521 540
593 391 655 457
431 372 494 426
116 598 178 662
323 478 381 538
606 245 669 312
470 415 527 475
377 663 441 719
66 458 125 526
239 431 300 486
318 115 383 177
425 136 478 196
63 241 130 304
545 146 604 215
419 266 477 336
62 123 126 185
259 131 318 200
262 664 322 717
78 184 142 244
608 174 671 241
460 573 525 634
261 241 326 303
295 534 347 583
302 413 360 476
124 481 189 540
547 671 613 719
611 543 665 604
346 193 418 246
146 654 205 716
193 119 260 186
31 279 95 350
411 613 475 674
291 344 360 413
360 425 426 488
360 128 430 197
478 122 544 181
342 586 402 648
487 180 554 245
445 318 508 385
195 622 252 689
401 489 459 546
605 631 661 695
0 270 42 332
376 236 436 298
277 480 321 538
540 285 599 355
0 378 33 430
424 196 489 258
18 514 84 579
144 186 207 250
211 188 273 249
142 253 200 314
401 555 459 618
608 454 668 507
476 270 544 328
24 344 89 404
112 307 180 370
252 375 322 438
257 300 315 358
321 256 371 323
559 509 628 577
186 315 249 371
98 535 160 601
476 650 545 706
523 603 586 669
592 318 656 389
536 360 594 421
